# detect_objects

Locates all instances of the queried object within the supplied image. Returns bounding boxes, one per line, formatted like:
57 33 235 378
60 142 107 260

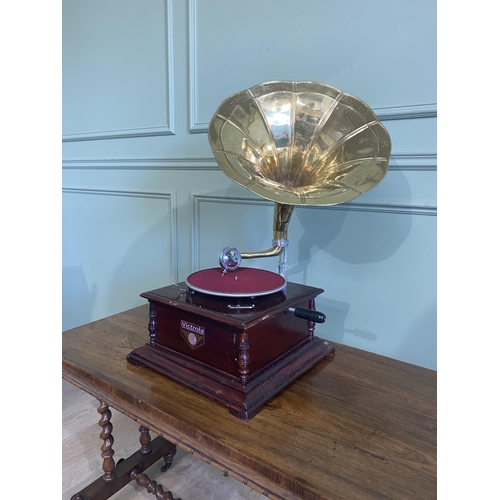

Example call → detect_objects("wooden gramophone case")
127 281 335 420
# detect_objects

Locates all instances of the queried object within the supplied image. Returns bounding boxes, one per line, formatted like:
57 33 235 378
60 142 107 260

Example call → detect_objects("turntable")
127 81 391 420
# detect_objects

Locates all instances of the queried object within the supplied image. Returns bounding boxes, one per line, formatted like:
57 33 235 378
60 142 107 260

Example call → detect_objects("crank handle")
288 307 326 323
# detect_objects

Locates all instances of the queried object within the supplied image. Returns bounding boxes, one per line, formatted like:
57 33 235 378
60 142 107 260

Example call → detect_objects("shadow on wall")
284 169 437 367
287 169 413 283
315 296 351 345
62 267 97 331
398 302 437 370
62 213 173 332
104 214 175 320
314 295 380 345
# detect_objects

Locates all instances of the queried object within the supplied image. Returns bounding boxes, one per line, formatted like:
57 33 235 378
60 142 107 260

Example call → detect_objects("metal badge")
180 320 205 350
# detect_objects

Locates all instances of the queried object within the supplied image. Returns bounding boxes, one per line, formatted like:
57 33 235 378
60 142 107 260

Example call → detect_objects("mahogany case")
127 281 335 420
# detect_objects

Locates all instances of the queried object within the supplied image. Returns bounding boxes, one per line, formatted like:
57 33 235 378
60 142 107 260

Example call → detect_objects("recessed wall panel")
62 189 174 329
62 0 173 139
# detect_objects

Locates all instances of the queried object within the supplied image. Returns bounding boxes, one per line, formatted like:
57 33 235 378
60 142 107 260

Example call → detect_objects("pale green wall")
62 0 437 369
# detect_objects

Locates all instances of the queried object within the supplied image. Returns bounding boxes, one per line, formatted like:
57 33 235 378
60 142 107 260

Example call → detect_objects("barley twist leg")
97 401 116 482
130 469 181 500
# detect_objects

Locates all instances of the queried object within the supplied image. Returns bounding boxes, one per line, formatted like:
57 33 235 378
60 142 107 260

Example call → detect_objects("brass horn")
208 81 392 276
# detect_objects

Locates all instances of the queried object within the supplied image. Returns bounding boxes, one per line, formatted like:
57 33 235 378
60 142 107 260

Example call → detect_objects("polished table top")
62 305 436 500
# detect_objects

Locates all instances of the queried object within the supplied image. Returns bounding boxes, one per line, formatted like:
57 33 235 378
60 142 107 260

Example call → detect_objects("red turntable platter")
186 267 286 297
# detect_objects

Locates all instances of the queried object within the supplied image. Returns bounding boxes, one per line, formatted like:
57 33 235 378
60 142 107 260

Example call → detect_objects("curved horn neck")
240 203 295 259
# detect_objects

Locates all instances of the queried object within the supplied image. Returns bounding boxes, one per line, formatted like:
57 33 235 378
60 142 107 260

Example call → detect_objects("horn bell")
208 81 392 207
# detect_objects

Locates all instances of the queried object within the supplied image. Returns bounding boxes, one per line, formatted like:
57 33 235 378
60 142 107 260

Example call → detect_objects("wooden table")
62 305 436 500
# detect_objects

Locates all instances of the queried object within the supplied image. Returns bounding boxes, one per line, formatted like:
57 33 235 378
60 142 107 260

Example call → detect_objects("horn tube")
240 203 294 259
240 203 294 277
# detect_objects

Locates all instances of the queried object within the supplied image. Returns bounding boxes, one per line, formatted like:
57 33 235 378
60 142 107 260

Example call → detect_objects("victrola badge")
127 81 391 420
180 320 205 349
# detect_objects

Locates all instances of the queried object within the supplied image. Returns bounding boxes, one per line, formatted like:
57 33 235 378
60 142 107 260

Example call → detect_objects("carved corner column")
308 298 317 339
148 302 157 345
238 331 250 384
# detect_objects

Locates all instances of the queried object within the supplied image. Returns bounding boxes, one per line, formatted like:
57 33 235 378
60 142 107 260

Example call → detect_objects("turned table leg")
130 469 181 500
70 401 179 500
161 446 177 472
139 425 152 454
97 401 116 482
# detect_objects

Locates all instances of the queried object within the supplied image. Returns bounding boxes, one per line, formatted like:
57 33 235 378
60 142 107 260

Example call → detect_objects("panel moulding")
62 153 436 172
389 153 437 171
62 0 175 142
62 158 221 170
190 101 437 134
63 187 178 282
374 103 437 121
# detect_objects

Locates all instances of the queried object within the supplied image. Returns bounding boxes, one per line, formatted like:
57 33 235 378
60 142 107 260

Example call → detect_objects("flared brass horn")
209 81 392 276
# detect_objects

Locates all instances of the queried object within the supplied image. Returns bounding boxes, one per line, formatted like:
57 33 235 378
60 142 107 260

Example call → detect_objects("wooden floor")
62 379 266 500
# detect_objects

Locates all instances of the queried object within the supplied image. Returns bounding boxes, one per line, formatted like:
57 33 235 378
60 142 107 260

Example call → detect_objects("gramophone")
127 81 391 420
